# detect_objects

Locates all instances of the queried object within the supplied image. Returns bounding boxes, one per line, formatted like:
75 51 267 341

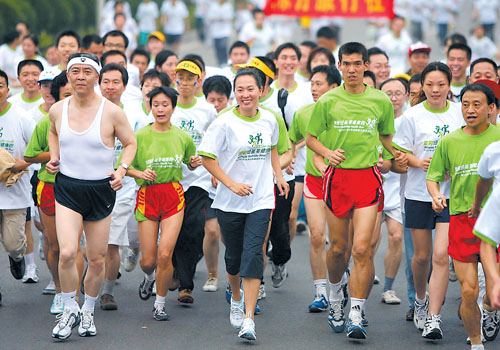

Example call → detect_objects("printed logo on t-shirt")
145 154 183 169
179 120 202 145
180 120 195 132
332 118 377 134
455 163 479 177
248 133 263 147
0 133 14 155
423 124 450 152
434 125 450 138
0 127 3 137
237 132 271 161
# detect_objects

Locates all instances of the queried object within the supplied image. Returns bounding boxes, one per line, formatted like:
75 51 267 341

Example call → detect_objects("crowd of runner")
1 1 500 348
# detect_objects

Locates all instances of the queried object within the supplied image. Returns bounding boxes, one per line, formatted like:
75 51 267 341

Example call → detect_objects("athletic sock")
62 291 79 313
471 345 484 350
350 298 365 318
383 276 395 292
102 279 115 296
24 252 35 266
81 294 98 313
146 271 155 281
415 295 426 305
314 279 327 297
154 295 166 308
329 280 344 302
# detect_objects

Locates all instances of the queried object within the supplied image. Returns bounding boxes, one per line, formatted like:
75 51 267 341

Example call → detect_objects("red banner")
264 0 394 18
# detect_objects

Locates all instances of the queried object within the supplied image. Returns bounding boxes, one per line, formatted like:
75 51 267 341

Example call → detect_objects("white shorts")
108 197 135 246
383 207 403 225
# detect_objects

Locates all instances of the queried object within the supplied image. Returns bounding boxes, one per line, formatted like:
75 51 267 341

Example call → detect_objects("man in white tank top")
46 53 137 341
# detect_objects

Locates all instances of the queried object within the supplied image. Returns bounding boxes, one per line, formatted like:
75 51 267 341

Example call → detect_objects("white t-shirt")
239 22 274 57
376 32 412 76
469 35 498 62
206 2 234 39
136 1 160 33
198 106 279 213
383 116 403 210
161 0 189 35
121 84 143 104
450 83 467 102
28 103 49 124
8 92 43 112
0 103 35 209
473 0 499 25
393 101 464 202
478 140 500 189
171 98 217 193
474 183 500 246
0 44 21 81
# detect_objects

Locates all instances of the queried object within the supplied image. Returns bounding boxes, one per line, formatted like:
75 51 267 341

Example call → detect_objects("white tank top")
59 97 114 180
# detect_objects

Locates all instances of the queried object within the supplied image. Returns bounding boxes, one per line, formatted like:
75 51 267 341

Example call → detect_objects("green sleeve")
24 116 49 158
378 99 395 135
307 99 327 138
183 134 197 164
426 139 447 182
288 112 302 144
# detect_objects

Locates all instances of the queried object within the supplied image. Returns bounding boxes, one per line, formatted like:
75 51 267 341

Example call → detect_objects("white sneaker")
123 247 138 272
50 293 65 315
238 318 256 341
422 314 443 339
271 262 287 288
482 308 500 341
414 294 429 330
230 290 245 329
43 280 56 295
52 308 80 340
202 276 218 292
78 309 97 337
381 290 401 304
258 284 266 300
22 264 39 283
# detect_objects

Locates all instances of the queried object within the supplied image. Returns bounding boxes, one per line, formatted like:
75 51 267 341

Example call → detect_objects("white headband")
67 56 101 74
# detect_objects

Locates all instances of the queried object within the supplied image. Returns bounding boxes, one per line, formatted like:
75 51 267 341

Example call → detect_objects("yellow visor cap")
236 57 275 80
174 61 201 77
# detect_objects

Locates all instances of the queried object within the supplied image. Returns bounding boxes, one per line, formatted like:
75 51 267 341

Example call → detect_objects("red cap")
408 42 431 56
475 79 500 101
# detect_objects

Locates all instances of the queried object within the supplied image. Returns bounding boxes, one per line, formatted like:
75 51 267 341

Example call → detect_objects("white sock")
101 279 115 296
415 295 426 304
314 279 327 297
24 252 35 266
471 345 484 350
329 280 344 302
62 291 79 313
350 298 365 317
146 271 155 281
82 294 98 313
154 295 166 308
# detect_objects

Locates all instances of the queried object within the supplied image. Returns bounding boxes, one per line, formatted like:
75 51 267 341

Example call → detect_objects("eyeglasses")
386 91 405 98
104 43 126 49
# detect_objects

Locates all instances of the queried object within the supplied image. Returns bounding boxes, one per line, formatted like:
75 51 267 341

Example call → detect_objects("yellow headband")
236 57 275 80
174 61 201 77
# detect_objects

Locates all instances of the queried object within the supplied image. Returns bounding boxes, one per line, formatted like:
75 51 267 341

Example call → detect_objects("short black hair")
82 34 102 50
182 54 205 72
203 75 232 99
470 58 498 77
99 63 129 86
339 42 368 63
147 86 179 108
22 34 39 47
55 30 81 48
379 78 409 93
101 50 127 66
275 42 301 61
4 30 20 45
367 47 389 61
0 69 9 85
307 47 335 75
50 70 69 102
363 70 376 87
130 48 151 64
462 83 496 106
102 30 129 49
446 33 467 46
141 69 171 87
316 26 338 41
233 68 263 91
155 50 177 69
300 40 318 50
409 73 421 85
229 41 250 55
311 65 341 86
447 43 472 61
17 59 44 77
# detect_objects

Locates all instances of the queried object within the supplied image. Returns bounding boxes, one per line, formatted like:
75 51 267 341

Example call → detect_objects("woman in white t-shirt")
199 69 288 341
160 0 189 52
393 62 464 338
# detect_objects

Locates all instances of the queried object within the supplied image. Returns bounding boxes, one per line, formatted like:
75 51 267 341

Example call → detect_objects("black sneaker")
9 256 25 280
139 277 155 300
406 307 414 321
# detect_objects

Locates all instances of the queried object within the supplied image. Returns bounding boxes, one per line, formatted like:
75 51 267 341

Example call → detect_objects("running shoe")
230 291 245 329
78 309 96 337
50 293 64 315
271 262 287 288
406 307 414 321
308 294 328 313
152 304 170 321
100 293 118 310
347 313 367 339
341 269 350 308
258 283 266 300
238 318 256 341
449 258 457 282
202 276 218 292
381 290 401 304
422 314 443 339
123 247 138 272
138 277 155 301
361 310 368 327
9 256 25 280
43 280 56 295
413 294 429 330
225 283 232 304
482 308 500 341
328 301 346 333
52 308 80 340
254 300 261 315
22 264 39 283
178 289 194 304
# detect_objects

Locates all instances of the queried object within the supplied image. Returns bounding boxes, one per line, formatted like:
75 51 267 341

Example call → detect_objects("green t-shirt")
24 115 55 183
130 124 196 186
307 84 395 169
427 124 500 215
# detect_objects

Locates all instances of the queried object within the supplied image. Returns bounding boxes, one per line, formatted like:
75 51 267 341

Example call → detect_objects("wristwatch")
119 162 129 170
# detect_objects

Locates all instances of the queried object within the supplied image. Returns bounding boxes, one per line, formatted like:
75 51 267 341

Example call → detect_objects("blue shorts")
404 198 450 230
